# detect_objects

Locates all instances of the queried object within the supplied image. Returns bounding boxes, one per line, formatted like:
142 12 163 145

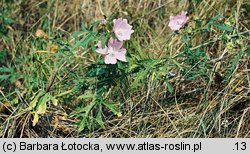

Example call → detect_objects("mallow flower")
168 11 189 31
101 19 107 24
113 18 134 41
168 72 176 77
96 38 126 64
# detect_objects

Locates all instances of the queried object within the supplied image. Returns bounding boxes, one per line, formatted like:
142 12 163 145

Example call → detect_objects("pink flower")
168 11 189 31
113 18 134 41
101 19 107 24
96 38 127 64
168 72 176 77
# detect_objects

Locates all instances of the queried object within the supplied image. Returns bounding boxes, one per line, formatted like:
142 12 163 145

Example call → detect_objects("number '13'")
235 142 246 150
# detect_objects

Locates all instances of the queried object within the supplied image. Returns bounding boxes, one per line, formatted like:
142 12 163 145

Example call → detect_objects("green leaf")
78 93 95 100
102 101 119 115
90 20 101 29
0 74 10 81
36 94 50 114
71 31 83 40
55 89 74 97
95 109 104 128
81 24 89 32
226 49 244 81
71 32 97 50
245 45 250 56
214 23 233 32
70 101 96 117
165 79 173 93
70 105 90 117
28 90 45 110
50 95 58 106
77 116 86 132
32 112 39 126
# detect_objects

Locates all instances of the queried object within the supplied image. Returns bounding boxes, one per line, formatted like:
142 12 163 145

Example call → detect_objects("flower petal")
104 54 117 64
115 48 127 62
168 11 189 31
113 18 134 41
96 46 108 55
108 38 123 50
96 41 108 54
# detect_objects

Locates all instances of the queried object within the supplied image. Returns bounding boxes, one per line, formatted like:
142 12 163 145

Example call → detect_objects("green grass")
0 0 249 138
